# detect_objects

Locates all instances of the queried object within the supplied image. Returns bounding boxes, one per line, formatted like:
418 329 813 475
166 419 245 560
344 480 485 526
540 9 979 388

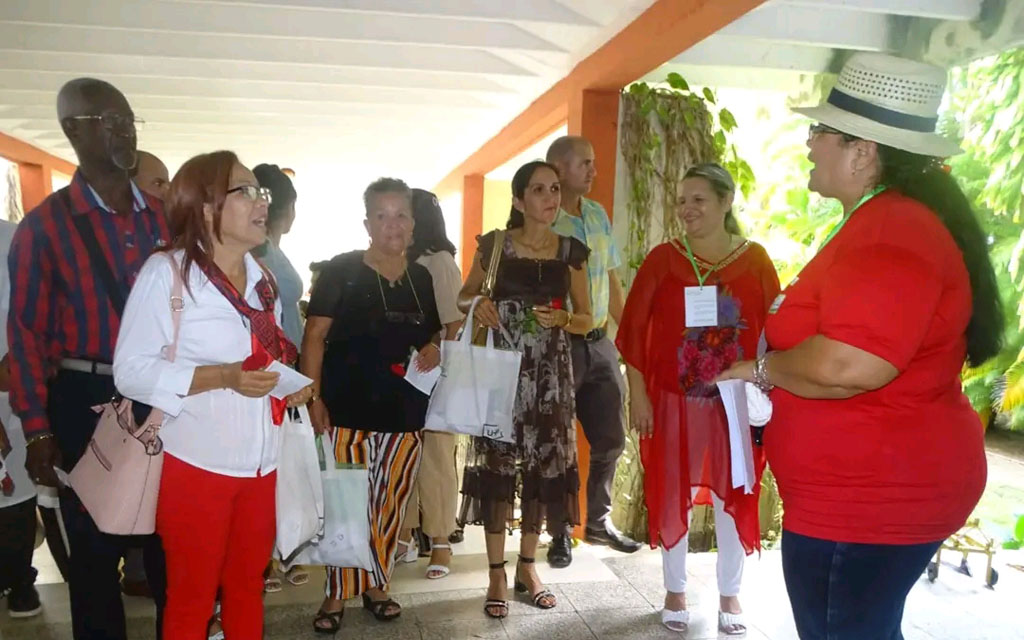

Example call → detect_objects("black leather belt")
575 327 607 343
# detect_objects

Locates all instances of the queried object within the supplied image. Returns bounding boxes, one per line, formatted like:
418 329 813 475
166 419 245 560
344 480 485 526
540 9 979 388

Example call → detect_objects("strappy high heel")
514 555 556 609
484 561 509 619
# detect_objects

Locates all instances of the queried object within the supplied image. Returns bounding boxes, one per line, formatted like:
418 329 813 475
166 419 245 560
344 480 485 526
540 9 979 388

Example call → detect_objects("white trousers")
661 490 744 597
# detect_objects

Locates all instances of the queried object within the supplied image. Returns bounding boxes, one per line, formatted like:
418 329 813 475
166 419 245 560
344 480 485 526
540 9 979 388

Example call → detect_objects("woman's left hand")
533 305 566 329
717 359 756 383
416 344 441 372
286 385 314 408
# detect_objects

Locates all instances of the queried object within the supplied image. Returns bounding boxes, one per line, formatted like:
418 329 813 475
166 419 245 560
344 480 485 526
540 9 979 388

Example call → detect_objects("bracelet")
562 310 573 328
424 342 441 353
26 433 54 447
308 391 321 404
753 354 774 392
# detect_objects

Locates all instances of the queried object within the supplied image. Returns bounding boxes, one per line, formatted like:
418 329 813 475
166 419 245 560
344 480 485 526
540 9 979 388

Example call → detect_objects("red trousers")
157 455 276 640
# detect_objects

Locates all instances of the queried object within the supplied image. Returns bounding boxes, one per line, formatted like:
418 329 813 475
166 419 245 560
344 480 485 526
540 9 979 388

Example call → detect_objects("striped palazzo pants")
323 427 423 600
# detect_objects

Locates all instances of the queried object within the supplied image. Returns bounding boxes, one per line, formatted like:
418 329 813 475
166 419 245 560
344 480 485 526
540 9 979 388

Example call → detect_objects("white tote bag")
274 406 324 564
425 297 522 443
283 431 374 572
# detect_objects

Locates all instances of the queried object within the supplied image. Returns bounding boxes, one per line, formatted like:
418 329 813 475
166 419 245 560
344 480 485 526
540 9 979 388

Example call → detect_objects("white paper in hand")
405 353 442 395
267 360 313 400
716 379 757 495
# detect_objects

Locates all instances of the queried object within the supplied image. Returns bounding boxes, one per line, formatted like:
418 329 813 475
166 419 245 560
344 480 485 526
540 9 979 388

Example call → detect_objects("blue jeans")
781 529 942 640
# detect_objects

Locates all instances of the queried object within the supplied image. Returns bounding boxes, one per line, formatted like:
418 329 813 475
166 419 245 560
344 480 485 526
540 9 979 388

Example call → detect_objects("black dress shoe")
547 534 573 568
585 524 643 553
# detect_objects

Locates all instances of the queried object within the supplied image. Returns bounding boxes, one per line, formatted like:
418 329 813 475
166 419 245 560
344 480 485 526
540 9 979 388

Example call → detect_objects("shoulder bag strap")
62 189 127 316
481 229 505 297
163 253 185 363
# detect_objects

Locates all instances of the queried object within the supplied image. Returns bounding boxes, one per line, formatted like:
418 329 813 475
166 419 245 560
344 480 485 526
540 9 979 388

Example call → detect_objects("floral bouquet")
678 292 745 397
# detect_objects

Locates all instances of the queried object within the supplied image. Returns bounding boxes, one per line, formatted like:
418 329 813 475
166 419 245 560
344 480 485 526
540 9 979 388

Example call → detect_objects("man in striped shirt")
7 78 169 640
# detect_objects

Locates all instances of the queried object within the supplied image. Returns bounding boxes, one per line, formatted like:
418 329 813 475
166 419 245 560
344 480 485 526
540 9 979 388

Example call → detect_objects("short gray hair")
56 77 122 121
363 177 412 215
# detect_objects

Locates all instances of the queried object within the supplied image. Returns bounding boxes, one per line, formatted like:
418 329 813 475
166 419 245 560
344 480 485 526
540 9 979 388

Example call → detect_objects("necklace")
376 269 425 325
513 231 555 256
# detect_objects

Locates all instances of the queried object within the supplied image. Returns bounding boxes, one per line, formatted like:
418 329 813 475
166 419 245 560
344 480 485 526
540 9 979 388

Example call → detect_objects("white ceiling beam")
0 0 563 52
669 36 836 73
0 50 517 94
719 3 895 51
0 91 492 118
0 24 534 76
167 0 598 25
4 110 473 130
0 70 500 108
772 0 983 21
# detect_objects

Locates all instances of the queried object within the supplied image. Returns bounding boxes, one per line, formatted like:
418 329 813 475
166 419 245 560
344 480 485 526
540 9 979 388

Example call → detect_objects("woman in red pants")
114 150 312 639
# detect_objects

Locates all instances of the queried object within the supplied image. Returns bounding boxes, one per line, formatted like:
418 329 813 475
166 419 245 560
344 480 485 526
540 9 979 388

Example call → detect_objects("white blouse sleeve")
113 254 197 417
428 251 465 326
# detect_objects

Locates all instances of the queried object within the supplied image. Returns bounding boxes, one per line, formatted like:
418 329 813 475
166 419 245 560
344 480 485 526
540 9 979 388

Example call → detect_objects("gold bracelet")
563 310 573 328
26 433 54 447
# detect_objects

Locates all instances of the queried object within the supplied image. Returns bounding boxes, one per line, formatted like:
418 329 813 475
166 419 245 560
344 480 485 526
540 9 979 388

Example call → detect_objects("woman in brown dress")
457 160 593 619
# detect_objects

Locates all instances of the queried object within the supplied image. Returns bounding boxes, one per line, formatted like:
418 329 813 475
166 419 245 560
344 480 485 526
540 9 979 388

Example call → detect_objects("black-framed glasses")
65 114 144 131
227 185 272 204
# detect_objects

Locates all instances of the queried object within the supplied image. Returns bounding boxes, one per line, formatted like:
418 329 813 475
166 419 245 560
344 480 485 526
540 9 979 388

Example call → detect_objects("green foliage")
948 49 1024 431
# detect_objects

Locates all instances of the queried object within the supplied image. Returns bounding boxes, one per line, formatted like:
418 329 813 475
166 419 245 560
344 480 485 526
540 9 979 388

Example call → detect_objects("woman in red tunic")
617 163 780 636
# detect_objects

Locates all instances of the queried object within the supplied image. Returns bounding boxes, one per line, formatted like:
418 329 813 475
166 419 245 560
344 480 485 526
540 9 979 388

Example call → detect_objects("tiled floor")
3 527 1023 640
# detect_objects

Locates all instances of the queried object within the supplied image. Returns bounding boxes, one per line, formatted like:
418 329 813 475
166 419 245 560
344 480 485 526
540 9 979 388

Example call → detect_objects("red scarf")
201 259 298 425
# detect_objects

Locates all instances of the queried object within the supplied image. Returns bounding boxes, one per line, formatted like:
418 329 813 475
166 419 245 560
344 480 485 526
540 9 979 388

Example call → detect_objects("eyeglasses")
65 114 144 131
227 185 272 204
808 123 858 141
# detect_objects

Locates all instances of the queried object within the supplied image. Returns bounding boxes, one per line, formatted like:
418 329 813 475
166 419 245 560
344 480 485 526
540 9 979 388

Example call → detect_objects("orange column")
567 88 622 539
17 163 49 214
460 174 485 276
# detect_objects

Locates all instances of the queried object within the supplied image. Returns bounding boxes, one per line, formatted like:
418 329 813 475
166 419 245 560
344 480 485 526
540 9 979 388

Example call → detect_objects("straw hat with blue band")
793 53 962 158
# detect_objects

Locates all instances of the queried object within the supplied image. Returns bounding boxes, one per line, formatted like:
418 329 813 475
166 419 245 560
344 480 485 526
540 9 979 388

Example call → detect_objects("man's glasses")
227 185 273 204
66 114 144 132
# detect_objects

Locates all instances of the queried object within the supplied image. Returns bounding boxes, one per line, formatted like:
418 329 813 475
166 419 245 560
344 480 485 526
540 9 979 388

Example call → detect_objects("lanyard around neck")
680 235 732 288
818 186 886 252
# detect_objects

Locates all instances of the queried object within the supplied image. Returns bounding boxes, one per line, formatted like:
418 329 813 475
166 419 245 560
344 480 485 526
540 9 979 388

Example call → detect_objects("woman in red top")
618 163 780 636
720 53 1002 640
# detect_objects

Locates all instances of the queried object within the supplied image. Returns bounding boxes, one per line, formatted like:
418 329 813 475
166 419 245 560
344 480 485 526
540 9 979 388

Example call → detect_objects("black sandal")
484 561 509 619
312 607 344 635
361 592 401 621
515 556 556 609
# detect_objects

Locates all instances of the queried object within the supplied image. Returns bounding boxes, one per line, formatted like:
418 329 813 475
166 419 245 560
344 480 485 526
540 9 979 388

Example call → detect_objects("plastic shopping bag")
275 406 324 563
283 431 374 572
424 297 521 443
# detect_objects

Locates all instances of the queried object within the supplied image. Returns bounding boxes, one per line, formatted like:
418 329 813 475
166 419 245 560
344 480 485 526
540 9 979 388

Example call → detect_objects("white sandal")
396 538 419 564
425 543 452 579
661 608 690 634
718 610 747 637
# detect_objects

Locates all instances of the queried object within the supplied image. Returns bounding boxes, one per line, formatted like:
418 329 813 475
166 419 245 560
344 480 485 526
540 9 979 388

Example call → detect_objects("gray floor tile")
502 611 597 640
420 618 510 640
405 588 490 622
557 580 649 612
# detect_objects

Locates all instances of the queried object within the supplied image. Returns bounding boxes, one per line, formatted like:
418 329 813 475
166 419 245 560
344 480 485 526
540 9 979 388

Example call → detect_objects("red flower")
549 298 564 310
702 329 724 349
243 348 272 372
1 474 13 497
390 363 407 377
681 340 700 366
722 342 740 365
698 354 722 383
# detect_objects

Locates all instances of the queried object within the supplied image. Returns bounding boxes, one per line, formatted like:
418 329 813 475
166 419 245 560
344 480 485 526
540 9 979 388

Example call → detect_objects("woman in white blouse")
395 189 465 579
114 151 311 640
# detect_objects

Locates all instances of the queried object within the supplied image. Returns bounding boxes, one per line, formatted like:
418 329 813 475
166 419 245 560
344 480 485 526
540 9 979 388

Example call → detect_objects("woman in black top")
301 178 442 634
457 161 593 619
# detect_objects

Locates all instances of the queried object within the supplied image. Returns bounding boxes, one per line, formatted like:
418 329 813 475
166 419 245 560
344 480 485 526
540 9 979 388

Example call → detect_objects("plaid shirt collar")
68 169 149 216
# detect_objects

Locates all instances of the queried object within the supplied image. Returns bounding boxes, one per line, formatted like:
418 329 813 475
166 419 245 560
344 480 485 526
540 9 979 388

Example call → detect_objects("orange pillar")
567 88 622 539
17 163 49 213
460 174 485 276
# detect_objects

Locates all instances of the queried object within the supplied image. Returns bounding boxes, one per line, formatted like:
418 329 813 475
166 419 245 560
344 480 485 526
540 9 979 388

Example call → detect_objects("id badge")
684 286 718 327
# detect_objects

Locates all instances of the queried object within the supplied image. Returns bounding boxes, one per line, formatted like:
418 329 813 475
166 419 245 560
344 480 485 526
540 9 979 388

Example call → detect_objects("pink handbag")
69 253 185 535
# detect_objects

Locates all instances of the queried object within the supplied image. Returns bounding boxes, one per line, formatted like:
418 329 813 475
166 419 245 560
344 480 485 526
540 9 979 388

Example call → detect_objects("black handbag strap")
60 188 127 316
